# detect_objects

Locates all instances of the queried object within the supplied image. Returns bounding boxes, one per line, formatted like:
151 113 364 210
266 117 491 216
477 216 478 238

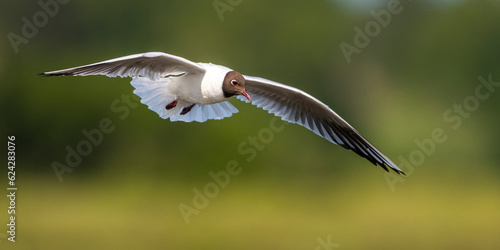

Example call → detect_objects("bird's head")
222 71 251 102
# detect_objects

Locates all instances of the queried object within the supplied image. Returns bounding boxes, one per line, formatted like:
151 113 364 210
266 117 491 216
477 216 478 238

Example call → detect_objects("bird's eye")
231 80 238 85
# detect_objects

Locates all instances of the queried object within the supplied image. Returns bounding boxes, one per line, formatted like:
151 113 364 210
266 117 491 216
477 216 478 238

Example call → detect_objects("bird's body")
41 51 404 175
165 63 231 105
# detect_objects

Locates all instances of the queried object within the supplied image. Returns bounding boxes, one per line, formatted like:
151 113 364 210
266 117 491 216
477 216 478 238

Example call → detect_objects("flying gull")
41 52 404 174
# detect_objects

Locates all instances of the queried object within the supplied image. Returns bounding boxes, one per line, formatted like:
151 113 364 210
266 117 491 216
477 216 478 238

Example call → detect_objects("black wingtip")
390 166 406 176
398 167 406 175
38 72 75 77
378 162 405 175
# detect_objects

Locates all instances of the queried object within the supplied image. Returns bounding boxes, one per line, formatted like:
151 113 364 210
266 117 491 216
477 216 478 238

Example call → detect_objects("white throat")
198 63 232 104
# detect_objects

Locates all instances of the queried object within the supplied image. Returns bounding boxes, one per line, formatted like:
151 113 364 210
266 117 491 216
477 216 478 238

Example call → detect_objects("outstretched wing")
40 52 205 80
237 75 404 174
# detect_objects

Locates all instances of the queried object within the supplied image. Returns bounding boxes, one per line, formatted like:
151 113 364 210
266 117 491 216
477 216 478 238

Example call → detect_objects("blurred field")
5 172 500 249
1 0 500 249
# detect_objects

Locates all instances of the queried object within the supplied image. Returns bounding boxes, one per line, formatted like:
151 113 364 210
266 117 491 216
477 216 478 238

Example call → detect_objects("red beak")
240 90 251 102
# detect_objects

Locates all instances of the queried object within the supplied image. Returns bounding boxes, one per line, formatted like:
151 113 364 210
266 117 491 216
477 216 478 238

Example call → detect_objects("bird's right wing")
238 75 404 174
40 52 205 80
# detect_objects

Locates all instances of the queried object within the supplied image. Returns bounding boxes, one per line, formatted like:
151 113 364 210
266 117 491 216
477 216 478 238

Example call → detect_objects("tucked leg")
180 104 196 115
166 100 178 110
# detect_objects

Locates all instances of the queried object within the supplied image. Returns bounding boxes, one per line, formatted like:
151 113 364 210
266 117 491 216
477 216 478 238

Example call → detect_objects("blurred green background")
1 0 500 249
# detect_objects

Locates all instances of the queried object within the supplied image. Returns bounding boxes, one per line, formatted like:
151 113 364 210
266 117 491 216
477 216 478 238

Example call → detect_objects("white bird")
41 52 404 174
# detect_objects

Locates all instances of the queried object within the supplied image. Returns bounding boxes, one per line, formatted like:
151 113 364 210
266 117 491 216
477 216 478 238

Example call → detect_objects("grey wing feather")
238 75 404 175
40 52 205 80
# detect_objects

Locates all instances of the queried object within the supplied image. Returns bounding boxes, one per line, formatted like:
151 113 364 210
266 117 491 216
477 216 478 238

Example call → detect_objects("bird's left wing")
237 75 404 174
40 52 205 80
